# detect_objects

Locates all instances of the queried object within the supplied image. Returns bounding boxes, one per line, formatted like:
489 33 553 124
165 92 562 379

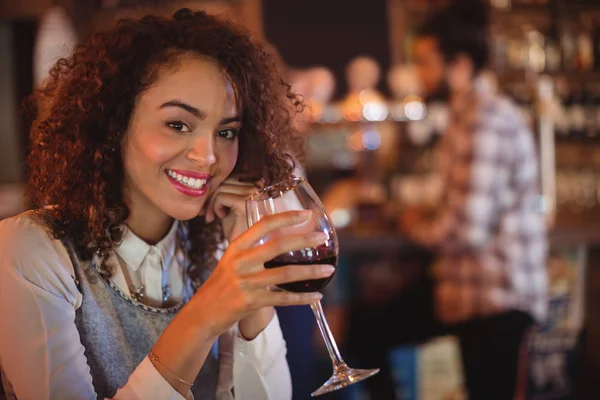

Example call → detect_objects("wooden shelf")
338 228 600 255
497 70 600 84
491 4 551 13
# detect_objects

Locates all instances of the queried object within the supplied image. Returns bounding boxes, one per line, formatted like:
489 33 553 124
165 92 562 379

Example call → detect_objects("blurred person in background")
349 1 548 399
0 8 335 400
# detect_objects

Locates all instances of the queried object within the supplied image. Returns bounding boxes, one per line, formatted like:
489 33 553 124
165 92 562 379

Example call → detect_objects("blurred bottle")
545 27 562 73
526 28 546 74
594 19 600 71
575 19 594 71
507 27 526 70
590 86 600 141
490 22 508 72
584 87 597 140
490 0 512 10
561 21 577 71
567 84 586 140
554 80 571 139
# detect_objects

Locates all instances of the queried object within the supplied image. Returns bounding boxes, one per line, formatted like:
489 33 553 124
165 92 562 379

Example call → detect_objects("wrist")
239 307 275 341
168 300 220 345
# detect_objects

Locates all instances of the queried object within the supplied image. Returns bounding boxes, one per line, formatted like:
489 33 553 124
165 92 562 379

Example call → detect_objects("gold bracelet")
149 351 194 388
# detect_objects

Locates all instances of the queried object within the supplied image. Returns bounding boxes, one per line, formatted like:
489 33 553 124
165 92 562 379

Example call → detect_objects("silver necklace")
132 224 190 306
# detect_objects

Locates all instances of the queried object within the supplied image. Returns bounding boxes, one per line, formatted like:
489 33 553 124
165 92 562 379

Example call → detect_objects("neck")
125 211 174 245
124 190 174 245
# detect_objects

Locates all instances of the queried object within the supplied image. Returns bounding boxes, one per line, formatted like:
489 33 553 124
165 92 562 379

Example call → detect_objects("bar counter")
338 227 600 398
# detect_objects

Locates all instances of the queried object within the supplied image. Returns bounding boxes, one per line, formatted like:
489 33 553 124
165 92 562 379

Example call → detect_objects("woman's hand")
204 178 262 242
191 210 334 340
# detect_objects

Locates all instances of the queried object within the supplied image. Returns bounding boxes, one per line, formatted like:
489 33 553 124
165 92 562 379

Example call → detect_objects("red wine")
264 255 337 293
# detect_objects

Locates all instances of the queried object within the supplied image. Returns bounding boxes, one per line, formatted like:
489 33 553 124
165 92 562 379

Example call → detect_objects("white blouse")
0 213 292 400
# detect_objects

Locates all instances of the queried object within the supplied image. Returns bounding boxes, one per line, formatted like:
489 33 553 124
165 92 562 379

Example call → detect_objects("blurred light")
332 152 357 169
362 130 381 150
407 120 433 146
347 132 365 152
322 105 342 123
390 103 406 121
344 108 363 122
359 90 369 105
404 100 426 121
330 209 352 228
363 102 389 122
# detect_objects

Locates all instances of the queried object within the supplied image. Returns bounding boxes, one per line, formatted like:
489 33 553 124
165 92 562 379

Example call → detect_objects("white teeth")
167 170 207 190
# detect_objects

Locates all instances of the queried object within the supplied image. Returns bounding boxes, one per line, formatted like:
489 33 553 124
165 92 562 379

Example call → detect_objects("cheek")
127 131 182 172
218 141 239 175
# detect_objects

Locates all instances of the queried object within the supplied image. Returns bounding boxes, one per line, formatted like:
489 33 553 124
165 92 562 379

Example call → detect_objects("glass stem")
310 300 347 373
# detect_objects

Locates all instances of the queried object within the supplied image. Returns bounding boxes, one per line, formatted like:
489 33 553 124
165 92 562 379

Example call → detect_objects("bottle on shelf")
575 18 594 71
594 18 600 72
490 0 512 10
526 27 546 74
561 21 577 71
545 27 562 73
554 79 571 139
567 84 586 140
584 87 597 140
589 86 600 141
507 27 526 71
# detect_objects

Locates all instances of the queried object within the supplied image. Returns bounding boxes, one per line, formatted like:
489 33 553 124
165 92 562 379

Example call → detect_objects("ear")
447 53 474 93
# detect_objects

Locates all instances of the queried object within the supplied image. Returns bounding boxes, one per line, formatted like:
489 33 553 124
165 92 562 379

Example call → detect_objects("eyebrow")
221 116 241 125
159 100 205 119
159 100 240 125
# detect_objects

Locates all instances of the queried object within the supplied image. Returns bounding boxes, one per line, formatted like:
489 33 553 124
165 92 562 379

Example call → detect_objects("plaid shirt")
408 92 548 324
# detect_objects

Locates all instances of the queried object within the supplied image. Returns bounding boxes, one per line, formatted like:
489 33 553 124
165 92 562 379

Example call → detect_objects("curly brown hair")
26 8 302 285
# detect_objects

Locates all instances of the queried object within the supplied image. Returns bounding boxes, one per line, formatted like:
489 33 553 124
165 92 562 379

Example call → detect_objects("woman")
0 8 334 400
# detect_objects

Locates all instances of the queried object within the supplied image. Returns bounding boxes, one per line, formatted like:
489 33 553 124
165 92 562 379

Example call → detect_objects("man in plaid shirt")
352 2 548 400
404 91 548 326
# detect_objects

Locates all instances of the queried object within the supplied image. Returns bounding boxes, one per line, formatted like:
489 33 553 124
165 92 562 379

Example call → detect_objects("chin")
164 203 205 222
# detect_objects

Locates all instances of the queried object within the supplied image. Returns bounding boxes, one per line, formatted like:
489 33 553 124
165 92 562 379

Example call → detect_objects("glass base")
311 364 380 397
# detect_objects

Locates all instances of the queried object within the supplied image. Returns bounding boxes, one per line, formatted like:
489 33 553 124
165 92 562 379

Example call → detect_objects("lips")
165 169 211 197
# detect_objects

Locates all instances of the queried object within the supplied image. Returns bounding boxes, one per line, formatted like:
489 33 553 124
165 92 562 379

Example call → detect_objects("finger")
205 183 259 222
215 183 260 195
212 192 240 219
257 291 323 307
232 210 313 249
248 264 335 289
222 179 261 188
240 231 329 269
205 207 215 223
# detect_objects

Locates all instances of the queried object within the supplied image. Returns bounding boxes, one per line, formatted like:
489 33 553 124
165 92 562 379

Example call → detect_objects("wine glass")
246 177 379 397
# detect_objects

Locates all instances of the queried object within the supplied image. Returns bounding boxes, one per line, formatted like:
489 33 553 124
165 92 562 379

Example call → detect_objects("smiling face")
122 54 240 228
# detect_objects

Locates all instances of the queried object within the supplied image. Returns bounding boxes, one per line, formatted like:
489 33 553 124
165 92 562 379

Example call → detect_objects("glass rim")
246 177 307 202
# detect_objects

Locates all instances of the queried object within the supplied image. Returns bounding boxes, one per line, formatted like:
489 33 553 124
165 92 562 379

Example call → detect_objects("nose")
186 133 216 166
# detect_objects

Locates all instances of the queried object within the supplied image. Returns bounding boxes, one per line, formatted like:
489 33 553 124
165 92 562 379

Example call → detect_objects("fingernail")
321 265 335 275
294 210 312 220
311 293 323 301
311 232 327 242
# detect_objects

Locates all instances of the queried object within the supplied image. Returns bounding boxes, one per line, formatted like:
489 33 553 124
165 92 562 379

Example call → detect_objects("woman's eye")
167 121 191 133
217 129 239 140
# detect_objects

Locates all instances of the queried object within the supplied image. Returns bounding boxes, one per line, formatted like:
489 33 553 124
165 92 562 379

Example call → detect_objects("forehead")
141 54 238 114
